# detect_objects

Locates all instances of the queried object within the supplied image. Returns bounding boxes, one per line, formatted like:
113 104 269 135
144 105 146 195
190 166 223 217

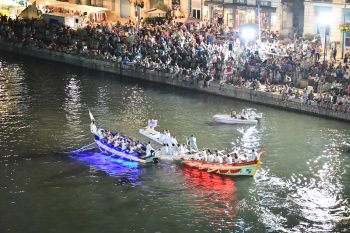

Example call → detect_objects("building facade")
65 0 295 34
303 0 350 53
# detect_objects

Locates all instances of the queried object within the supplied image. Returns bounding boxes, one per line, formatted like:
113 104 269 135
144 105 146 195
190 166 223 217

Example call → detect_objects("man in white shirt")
146 142 155 157
188 135 198 152
227 155 233 164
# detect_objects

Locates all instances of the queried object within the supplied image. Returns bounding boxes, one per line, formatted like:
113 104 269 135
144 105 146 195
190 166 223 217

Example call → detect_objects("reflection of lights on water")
71 150 141 185
0 62 26 116
252 135 350 232
119 85 154 128
233 126 261 150
181 166 239 228
63 76 82 126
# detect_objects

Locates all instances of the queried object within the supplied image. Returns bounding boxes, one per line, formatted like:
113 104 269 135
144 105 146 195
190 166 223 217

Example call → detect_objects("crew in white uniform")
188 135 198 152
146 141 155 157
227 155 233 164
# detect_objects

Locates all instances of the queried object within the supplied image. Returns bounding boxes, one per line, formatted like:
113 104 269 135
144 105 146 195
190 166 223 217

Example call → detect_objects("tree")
153 1 169 11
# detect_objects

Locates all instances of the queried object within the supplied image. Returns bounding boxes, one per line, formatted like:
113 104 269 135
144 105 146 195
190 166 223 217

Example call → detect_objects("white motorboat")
139 120 177 145
246 109 263 121
213 114 258 124
343 140 350 150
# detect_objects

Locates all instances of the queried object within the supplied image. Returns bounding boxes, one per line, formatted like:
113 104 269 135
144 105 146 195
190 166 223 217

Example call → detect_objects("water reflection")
63 76 83 135
182 166 239 229
71 150 141 186
251 129 350 232
119 85 154 129
0 60 29 154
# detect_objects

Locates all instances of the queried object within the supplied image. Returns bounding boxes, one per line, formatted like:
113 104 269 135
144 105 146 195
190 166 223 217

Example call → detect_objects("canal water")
0 51 349 233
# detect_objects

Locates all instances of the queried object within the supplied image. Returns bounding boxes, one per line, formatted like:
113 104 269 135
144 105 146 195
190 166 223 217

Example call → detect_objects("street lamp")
317 12 332 63
342 3 347 59
241 27 257 46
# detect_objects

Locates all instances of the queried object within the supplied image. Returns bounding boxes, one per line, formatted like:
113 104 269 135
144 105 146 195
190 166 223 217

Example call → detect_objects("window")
192 9 201 19
345 9 350 47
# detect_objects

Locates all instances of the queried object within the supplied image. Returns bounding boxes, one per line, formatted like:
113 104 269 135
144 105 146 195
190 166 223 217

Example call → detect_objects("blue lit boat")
89 111 158 164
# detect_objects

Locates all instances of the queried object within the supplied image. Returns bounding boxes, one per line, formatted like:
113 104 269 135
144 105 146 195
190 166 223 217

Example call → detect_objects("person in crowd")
0 14 348 114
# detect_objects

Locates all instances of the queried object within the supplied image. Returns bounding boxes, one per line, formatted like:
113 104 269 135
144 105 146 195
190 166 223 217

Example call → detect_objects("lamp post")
241 27 257 46
318 13 332 63
342 3 347 59
257 0 261 43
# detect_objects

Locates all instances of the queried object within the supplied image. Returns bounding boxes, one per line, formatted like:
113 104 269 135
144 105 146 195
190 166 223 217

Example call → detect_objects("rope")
71 142 96 153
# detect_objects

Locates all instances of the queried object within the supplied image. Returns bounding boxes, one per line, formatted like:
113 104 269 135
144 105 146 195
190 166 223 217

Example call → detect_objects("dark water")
0 51 350 233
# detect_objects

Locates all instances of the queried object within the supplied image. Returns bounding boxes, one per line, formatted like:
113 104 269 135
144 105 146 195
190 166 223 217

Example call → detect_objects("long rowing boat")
182 159 261 176
89 111 158 164
181 148 265 176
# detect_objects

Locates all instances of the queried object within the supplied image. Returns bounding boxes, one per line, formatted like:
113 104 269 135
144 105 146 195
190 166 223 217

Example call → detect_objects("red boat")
182 159 261 176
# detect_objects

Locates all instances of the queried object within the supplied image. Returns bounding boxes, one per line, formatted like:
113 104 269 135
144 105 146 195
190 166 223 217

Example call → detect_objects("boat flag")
88 109 95 122
148 119 157 128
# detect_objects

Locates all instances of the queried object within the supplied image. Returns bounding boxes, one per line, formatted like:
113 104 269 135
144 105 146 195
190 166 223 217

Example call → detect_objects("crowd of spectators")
0 14 349 113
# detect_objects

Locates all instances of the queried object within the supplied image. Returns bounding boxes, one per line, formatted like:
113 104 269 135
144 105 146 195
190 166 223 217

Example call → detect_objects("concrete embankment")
1 40 349 122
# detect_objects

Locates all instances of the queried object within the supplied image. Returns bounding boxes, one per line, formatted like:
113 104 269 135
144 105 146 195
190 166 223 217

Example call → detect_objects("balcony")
259 1 271 7
233 0 247 3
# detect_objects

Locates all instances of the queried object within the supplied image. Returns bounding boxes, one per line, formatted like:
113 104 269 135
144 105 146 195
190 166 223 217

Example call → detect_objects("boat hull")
95 138 156 164
213 114 258 125
156 152 194 161
182 159 261 176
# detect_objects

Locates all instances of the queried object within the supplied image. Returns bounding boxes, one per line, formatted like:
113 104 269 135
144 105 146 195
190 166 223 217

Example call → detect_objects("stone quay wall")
1 40 349 122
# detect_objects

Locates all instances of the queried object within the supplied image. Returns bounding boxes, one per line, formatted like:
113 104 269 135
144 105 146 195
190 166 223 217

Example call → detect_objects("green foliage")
143 16 167 25
153 1 169 11
134 0 144 8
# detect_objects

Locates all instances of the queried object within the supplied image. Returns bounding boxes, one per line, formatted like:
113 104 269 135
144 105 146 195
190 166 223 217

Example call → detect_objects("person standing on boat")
188 135 198 152
146 141 155 157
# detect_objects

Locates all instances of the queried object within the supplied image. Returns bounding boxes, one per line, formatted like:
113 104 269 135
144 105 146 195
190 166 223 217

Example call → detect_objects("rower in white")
227 155 233 164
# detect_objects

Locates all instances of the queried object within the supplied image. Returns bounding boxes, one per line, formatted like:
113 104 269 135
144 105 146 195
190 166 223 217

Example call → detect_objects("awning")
204 0 276 12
